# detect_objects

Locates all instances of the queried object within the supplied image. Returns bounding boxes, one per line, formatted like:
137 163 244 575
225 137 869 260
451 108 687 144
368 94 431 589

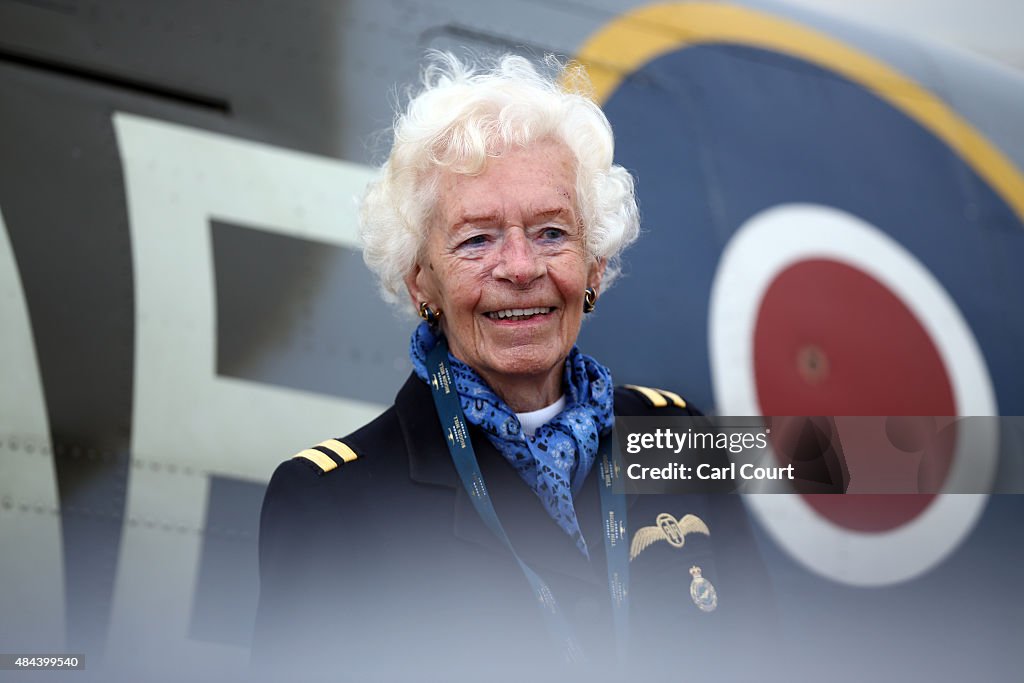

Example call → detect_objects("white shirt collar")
516 396 566 437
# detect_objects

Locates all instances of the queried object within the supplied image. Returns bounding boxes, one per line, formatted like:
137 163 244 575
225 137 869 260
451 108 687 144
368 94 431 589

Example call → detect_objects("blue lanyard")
425 338 630 664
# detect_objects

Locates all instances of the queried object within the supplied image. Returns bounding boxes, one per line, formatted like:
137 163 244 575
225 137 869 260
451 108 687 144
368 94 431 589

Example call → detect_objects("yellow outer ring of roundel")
570 2 1024 223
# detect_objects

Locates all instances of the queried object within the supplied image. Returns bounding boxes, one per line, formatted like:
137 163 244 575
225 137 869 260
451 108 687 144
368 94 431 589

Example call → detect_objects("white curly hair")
359 52 640 314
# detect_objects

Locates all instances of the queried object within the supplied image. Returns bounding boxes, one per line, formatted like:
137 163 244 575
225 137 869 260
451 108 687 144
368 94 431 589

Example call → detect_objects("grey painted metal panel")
211 220 410 406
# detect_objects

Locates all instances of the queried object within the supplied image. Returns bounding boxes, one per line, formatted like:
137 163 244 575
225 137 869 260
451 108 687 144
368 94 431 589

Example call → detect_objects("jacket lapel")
394 371 602 584
396 373 459 489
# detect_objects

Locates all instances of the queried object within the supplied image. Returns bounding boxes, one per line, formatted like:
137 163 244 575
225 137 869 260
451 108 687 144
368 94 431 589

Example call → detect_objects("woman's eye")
540 227 565 240
460 234 489 248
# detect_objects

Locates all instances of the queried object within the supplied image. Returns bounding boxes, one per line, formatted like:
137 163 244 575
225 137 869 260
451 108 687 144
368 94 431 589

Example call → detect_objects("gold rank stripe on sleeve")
315 438 359 463
655 388 687 409
293 448 337 473
292 439 359 473
623 384 687 409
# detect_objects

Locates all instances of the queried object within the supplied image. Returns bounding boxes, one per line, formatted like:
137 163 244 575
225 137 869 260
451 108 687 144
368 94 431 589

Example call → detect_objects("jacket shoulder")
614 384 704 416
276 405 402 478
259 405 404 572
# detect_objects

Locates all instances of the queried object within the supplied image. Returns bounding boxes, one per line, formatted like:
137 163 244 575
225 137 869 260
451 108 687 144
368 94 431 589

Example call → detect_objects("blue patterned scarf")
410 322 614 556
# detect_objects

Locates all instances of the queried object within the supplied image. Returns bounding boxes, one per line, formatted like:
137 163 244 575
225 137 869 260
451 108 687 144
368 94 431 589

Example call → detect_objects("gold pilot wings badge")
629 513 709 561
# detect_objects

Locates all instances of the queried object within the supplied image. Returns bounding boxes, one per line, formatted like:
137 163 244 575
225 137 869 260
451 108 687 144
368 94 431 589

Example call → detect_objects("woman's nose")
493 229 545 286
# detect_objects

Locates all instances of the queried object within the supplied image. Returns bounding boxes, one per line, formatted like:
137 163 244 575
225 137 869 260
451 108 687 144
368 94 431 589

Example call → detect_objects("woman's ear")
405 261 440 310
404 264 424 309
587 257 608 294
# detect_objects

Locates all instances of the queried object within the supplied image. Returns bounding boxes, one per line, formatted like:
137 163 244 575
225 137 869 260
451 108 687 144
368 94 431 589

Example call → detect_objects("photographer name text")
626 461 794 481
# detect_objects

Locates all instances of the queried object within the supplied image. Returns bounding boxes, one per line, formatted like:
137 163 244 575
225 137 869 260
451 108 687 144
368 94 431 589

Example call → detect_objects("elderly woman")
254 54 774 681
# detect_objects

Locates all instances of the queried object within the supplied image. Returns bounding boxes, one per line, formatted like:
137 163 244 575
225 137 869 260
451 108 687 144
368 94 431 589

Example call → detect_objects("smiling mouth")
485 306 556 321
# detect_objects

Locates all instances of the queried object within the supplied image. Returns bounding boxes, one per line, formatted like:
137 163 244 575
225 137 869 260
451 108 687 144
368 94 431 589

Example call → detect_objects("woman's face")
407 138 604 404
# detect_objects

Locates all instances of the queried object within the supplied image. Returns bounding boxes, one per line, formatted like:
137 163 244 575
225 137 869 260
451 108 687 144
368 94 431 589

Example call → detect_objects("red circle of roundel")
754 258 955 532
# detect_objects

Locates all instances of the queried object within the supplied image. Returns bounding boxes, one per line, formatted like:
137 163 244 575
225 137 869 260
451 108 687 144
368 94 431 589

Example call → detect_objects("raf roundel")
710 204 998 586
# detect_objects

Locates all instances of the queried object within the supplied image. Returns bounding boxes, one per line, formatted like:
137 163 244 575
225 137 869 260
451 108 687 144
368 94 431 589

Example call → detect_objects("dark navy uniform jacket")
253 373 778 682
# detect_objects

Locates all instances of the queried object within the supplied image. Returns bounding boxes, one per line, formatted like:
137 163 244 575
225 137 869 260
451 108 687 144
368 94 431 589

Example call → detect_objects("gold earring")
418 302 441 325
583 287 597 314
